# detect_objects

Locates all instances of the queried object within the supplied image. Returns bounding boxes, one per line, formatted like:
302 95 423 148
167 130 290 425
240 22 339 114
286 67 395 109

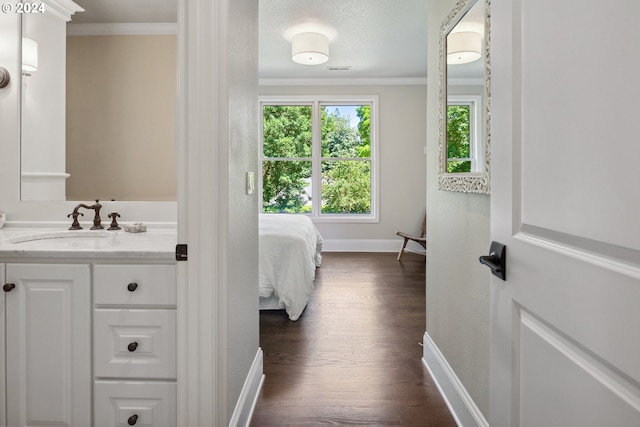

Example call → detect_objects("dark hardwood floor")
250 252 456 427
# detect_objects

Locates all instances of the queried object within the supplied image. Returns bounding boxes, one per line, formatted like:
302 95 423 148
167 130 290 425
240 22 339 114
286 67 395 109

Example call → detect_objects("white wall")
20 9 68 201
259 84 427 246
0 14 20 215
426 0 491 418
227 0 260 418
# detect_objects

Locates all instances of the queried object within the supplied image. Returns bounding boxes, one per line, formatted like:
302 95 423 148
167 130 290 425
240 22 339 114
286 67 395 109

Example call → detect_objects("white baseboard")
422 332 488 427
229 348 265 427
322 238 425 253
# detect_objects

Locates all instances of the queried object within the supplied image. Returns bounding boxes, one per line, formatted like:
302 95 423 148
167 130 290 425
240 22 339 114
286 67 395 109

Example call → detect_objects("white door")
490 0 640 426
5 264 91 427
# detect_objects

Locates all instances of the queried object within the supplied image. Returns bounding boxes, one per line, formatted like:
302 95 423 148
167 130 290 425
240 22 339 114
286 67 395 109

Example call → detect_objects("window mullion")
312 101 322 217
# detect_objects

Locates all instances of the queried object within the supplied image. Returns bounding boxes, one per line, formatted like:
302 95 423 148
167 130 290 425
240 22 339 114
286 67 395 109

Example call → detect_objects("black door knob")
479 241 506 281
3 283 15 292
127 282 138 292
128 414 138 425
128 342 139 352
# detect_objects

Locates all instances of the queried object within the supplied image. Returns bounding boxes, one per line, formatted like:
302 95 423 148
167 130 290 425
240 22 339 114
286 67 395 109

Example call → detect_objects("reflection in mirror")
438 0 490 194
20 6 78 201
20 0 177 202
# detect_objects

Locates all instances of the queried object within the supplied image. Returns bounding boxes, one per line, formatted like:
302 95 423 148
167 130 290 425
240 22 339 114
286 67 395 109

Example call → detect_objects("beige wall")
66 35 177 201
426 0 491 418
259 84 427 242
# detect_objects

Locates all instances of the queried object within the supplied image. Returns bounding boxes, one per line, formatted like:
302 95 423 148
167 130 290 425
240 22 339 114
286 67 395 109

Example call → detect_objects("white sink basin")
8 230 111 244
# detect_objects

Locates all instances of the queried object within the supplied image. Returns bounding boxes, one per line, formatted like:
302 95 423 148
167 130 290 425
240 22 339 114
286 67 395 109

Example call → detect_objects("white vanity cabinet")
93 264 177 427
3 263 92 427
0 228 178 426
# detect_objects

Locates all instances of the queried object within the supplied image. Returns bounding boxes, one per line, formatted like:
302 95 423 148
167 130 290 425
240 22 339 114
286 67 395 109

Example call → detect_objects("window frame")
447 95 483 173
259 95 379 223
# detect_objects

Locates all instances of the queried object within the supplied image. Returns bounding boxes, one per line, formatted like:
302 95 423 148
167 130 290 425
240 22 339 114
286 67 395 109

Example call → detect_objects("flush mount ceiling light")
291 32 329 65
447 31 482 65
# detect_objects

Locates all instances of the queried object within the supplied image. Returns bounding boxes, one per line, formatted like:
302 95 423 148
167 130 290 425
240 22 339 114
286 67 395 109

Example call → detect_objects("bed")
259 214 323 321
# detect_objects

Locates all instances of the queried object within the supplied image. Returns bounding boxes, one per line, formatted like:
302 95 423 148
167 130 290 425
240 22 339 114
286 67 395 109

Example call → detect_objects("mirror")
20 0 177 202
438 0 490 194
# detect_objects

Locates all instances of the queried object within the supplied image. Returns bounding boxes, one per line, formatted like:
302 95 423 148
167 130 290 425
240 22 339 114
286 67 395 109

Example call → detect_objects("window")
447 95 483 173
260 96 378 222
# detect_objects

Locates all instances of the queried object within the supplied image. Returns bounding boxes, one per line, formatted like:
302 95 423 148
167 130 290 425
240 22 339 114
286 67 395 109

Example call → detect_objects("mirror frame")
438 0 490 194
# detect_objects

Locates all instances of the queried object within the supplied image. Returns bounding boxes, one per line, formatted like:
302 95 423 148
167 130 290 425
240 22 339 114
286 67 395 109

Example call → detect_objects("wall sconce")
291 32 329 65
447 31 481 65
22 37 38 76
0 67 9 88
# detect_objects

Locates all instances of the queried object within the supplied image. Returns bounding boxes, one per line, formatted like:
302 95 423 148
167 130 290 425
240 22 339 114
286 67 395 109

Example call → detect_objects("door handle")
479 241 506 281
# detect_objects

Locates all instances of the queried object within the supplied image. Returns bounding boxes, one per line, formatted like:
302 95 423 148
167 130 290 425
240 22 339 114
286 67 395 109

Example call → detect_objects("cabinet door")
5 264 91 427
94 309 177 379
94 381 177 427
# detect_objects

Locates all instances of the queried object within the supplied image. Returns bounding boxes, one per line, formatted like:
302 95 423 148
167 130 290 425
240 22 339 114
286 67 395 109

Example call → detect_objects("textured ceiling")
258 0 429 82
68 0 484 82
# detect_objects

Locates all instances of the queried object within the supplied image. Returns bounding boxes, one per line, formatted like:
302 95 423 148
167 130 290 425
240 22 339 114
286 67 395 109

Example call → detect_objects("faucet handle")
108 212 121 231
67 211 84 230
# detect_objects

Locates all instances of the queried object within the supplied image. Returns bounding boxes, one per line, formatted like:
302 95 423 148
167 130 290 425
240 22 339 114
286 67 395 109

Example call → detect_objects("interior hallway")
251 252 456 426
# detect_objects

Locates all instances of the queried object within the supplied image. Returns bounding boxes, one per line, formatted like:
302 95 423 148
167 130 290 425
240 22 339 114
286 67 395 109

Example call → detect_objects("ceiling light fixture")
446 31 482 65
291 32 329 65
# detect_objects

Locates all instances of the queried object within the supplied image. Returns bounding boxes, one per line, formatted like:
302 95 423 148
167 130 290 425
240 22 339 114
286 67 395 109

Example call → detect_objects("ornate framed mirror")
438 0 490 194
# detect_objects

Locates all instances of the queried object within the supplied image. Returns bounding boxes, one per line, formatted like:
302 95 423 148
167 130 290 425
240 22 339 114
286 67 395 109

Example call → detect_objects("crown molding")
43 0 84 21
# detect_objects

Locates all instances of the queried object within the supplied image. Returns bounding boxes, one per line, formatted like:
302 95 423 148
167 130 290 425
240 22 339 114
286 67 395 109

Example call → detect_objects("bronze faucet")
68 199 104 230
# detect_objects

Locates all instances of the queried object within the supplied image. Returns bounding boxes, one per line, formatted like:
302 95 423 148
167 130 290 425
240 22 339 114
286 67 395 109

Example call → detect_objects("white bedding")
259 214 323 321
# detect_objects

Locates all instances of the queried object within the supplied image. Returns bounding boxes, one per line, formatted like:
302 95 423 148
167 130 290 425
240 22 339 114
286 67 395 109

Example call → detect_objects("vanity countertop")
0 226 177 260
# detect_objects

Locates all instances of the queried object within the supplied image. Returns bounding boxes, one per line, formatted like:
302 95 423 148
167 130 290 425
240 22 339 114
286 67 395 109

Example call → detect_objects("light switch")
246 172 255 195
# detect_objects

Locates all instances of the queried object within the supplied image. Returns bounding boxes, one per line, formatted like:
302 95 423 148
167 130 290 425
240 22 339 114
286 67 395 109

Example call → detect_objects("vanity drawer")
94 264 176 307
94 380 176 427
94 309 176 379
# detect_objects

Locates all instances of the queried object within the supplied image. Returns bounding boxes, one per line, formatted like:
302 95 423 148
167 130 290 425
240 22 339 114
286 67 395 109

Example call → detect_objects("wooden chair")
395 214 426 260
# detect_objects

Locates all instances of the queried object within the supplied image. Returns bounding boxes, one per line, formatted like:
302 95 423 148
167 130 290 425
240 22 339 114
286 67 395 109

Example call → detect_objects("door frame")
176 0 231 425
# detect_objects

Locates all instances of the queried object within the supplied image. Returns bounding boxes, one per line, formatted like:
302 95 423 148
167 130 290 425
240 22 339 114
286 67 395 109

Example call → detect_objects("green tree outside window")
262 103 372 215
447 104 472 173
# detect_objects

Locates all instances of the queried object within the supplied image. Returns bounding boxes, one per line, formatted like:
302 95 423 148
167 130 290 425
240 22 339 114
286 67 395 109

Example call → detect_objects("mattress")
259 214 323 321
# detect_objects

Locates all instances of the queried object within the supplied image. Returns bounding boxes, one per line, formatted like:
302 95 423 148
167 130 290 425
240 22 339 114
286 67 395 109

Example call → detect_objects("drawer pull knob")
128 414 138 425
127 282 138 292
3 283 15 292
128 342 139 352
